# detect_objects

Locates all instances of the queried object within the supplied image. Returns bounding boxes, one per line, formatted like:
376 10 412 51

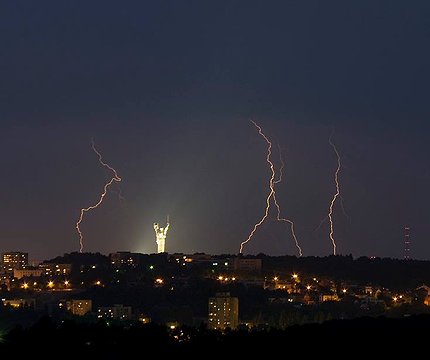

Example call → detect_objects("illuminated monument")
153 218 170 253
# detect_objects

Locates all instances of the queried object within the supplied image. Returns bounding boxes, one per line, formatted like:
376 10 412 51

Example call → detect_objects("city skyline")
1 1 429 259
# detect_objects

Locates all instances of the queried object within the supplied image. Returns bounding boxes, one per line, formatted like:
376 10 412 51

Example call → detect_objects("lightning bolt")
315 198 349 233
117 188 126 202
239 121 275 254
110 184 126 206
274 142 284 185
273 147 302 257
327 134 341 255
239 121 302 256
313 215 328 233
339 194 351 224
76 139 122 253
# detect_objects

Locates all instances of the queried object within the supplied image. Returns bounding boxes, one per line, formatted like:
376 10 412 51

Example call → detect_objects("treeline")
44 252 430 290
259 254 430 289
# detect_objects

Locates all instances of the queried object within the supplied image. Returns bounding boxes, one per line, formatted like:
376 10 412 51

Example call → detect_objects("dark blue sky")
1 1 429 260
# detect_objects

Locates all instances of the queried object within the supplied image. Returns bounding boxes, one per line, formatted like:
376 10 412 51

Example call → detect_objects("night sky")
1 1 429 260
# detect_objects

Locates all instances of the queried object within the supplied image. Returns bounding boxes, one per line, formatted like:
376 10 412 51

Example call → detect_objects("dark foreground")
0 314 426 356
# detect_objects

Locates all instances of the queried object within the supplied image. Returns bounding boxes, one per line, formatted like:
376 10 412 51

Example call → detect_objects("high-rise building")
38 263 72 276
13 268 43 279
2 252 28 271
208 292 239 330
97 304 132 320
233 257 262 272
66 299 92 316
109 252 143 268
